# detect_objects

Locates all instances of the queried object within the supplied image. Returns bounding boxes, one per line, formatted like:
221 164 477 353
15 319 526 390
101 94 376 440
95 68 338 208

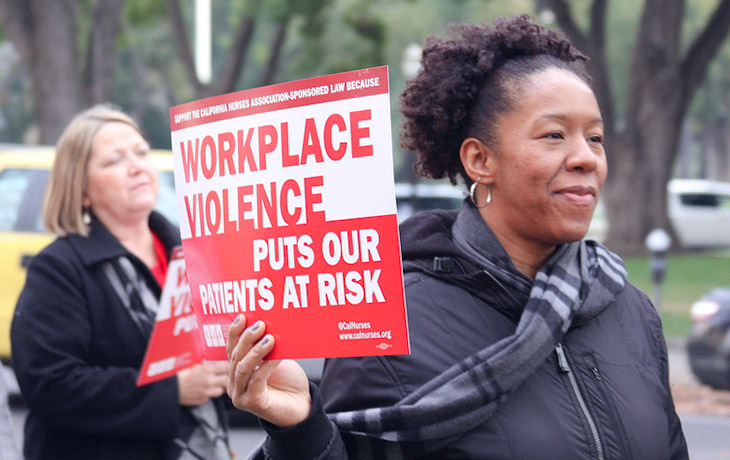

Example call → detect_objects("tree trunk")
86 0 125 104
545 0 616 148
550 0 730 253
603 98 685 254
0 0 83 143
602 0 685 252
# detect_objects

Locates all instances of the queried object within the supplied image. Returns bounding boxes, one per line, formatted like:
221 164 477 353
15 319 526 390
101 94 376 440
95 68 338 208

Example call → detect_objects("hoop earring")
82 208 91 225
469 180 491 209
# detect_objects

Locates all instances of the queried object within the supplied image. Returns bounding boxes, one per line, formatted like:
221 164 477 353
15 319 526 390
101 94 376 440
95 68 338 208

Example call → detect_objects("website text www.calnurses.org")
337 320 392 341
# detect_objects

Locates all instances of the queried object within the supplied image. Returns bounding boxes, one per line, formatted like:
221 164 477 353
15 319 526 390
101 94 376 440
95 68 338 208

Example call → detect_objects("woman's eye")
103 153 122 166
546 132 563 140
588 134 603 144
136 149 149 157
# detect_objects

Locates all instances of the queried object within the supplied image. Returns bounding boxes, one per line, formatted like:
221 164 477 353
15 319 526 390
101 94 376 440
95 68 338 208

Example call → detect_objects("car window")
0 169 35 231
679 193 720 207
396 196 464 219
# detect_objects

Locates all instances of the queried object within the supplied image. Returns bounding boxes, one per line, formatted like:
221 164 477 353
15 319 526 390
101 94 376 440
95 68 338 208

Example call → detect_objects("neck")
480 208 555 279
100 214 157 267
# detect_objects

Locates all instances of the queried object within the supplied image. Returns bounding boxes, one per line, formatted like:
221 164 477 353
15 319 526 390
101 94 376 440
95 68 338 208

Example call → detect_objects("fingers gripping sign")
226 314 312 427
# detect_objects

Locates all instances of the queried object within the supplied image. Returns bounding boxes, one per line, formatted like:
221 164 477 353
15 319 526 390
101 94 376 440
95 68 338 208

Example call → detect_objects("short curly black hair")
400 14 589 185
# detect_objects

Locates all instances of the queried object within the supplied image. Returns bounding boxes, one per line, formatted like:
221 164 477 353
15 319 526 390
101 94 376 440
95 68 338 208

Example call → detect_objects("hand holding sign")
226 315 312 427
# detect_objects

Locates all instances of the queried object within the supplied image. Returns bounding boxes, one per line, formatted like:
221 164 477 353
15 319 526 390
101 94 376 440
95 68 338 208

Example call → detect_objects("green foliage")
622 251 730 336
660 310 692 338
282 0 384 79
3 0 730 160
343 3 386 65
125 0 167 26
268 0 332 22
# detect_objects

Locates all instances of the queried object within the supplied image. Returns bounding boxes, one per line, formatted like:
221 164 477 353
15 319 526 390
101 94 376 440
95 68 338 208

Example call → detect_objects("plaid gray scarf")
327 206 628 459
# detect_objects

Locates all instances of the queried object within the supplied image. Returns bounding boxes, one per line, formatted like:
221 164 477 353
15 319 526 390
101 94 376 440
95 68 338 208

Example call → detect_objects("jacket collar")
67 211 180 267
399 205 532 323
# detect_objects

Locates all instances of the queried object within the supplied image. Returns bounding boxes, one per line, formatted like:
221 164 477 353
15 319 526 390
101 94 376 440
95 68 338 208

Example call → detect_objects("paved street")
667 338 730 460
5 340 730 459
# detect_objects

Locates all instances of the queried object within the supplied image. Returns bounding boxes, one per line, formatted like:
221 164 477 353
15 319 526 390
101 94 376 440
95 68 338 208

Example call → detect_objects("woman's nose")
566 138 598 172
127 155 144 174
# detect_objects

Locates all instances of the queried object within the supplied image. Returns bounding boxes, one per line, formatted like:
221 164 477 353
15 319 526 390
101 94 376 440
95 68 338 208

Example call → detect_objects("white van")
668 179 730 248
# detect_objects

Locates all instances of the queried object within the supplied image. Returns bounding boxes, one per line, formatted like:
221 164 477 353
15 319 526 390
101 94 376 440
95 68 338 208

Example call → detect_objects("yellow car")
0 145 177 361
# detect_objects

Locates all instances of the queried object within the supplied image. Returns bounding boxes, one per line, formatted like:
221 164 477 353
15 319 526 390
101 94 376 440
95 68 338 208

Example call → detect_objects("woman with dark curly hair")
227 15 688 460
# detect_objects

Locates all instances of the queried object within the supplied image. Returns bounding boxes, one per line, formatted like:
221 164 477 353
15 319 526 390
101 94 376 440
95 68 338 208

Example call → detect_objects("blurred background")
2 1 730 458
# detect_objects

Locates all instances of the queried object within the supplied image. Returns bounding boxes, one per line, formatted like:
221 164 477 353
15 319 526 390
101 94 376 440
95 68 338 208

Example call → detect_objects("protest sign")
138 247 203 386
169 66 409 361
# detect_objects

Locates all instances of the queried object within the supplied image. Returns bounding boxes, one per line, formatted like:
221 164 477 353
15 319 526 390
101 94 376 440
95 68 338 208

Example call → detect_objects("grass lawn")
621 250 730 337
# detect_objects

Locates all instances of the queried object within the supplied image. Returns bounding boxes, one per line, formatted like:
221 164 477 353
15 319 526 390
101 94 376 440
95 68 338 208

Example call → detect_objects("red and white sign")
169 66 409 360
138 247 203 386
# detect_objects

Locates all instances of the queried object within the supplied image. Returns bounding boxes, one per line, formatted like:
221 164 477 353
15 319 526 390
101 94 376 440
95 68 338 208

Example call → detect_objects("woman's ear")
460 137 494 184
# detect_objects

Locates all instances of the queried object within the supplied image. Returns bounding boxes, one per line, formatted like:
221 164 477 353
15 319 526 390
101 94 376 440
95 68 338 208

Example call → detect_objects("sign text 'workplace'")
179 109 374 235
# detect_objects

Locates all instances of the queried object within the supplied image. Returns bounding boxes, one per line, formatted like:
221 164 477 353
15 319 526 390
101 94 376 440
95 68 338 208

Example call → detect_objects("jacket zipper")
478 269 606 458
555 342 605 460
589 359 634 460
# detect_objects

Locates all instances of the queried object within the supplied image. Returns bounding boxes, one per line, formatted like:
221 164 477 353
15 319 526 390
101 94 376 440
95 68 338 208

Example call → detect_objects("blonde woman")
12 105 231 460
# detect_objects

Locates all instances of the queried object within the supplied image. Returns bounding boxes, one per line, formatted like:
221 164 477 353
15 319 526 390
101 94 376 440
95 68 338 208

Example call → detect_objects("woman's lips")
130 182 152 192
556 185 596 205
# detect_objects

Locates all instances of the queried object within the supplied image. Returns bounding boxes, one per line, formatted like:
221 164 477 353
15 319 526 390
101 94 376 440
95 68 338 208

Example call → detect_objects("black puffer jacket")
258 207 689 460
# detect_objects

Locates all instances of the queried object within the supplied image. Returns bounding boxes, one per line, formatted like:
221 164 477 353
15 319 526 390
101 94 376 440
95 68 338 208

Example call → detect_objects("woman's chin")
556 223 591 244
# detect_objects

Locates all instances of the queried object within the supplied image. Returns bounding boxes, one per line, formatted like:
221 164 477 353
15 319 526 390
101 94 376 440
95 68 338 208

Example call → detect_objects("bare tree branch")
545 0 587 52
165 0 203 96
588 0 606 50
216 16 255 94
260 19 289 86
680 0 730 108
120 18 149 123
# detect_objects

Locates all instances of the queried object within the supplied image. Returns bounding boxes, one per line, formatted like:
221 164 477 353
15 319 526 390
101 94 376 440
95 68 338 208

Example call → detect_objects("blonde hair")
43 104 143 236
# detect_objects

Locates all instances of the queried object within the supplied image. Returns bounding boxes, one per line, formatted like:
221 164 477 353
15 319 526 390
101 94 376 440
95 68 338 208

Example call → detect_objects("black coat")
11 213 217 460
258 208 689 460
